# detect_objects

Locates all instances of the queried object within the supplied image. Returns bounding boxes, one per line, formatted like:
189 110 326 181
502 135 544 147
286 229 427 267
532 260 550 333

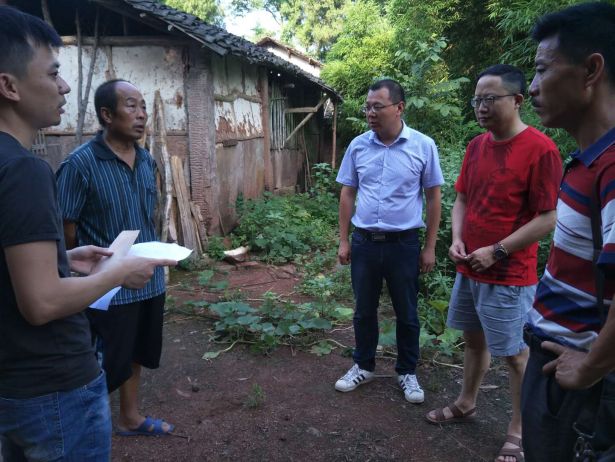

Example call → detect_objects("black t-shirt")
0 132 99 398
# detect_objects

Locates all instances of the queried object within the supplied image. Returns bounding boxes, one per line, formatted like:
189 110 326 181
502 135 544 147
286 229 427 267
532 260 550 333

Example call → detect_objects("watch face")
494 247 507 260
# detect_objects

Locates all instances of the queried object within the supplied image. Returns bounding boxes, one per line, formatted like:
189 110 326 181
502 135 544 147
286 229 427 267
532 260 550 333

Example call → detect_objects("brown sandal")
425 402 476 425
495 434 524 462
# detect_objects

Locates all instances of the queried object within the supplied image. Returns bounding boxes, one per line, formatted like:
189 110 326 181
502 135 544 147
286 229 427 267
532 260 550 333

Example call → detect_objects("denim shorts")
0 371 111 462
447 273 535 357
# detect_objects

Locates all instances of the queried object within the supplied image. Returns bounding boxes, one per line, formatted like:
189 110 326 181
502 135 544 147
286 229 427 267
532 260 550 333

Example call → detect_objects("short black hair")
477 64 526 95
94 79 130 126
0 6 62 77
369 79 405 103
532 2 615 85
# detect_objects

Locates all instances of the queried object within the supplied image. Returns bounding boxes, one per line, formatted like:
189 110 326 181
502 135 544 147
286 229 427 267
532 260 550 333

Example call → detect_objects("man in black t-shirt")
0 7 176 461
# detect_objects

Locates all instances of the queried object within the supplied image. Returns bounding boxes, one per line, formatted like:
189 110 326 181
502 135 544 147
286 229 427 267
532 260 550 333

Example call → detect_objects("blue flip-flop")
116 416 175 436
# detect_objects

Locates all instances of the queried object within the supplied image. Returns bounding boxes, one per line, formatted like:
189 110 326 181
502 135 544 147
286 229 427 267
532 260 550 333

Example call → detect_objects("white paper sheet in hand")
89 242 192 311
89 287 122 310
128 242 193 260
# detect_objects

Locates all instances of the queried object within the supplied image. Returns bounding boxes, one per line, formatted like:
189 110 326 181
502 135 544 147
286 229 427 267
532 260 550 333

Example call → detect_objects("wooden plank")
171 156 200 254
259 69 273 191
284 107 318 114
284 96 327 146
61 36 192 46
190 201 208 249
153 91 174 244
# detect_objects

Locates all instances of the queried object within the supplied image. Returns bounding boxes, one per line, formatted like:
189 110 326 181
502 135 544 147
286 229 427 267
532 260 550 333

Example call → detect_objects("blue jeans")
0 371 111 462
350 229 420 375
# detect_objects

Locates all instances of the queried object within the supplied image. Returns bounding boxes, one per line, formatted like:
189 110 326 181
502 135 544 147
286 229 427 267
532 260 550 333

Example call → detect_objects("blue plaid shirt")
56 132 165 305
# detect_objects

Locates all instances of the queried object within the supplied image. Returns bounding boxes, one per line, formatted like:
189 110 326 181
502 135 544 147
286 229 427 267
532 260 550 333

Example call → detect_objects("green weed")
244 383 266 409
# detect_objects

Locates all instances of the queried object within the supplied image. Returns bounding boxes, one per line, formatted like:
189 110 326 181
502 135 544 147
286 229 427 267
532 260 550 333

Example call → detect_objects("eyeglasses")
470 94 517 108
361 102 399 114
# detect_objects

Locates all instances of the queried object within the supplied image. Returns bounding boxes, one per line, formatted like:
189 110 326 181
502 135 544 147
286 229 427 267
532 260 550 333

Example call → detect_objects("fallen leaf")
479 384 499 390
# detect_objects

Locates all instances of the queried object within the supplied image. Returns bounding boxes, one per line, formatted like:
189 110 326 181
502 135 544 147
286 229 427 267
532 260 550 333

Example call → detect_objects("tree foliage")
161 0 224 26
230 0 350 59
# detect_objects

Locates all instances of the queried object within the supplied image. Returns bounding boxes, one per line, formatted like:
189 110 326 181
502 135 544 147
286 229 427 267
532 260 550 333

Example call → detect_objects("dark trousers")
350 229 420 375
522 330 615 461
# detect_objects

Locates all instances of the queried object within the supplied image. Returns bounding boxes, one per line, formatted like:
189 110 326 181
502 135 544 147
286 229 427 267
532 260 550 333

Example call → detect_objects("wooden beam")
284 107 318 114
76 7 100 146
41 0 53 27
171 156 201 254
283 96 327 147
153 91 174 245
61 35 192 46
259 68 273 191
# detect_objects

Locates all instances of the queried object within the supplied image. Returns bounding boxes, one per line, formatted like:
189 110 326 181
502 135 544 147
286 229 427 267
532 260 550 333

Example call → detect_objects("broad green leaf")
236 314 261 325
310 341 334 356
202 350 221 360
198 269 214 286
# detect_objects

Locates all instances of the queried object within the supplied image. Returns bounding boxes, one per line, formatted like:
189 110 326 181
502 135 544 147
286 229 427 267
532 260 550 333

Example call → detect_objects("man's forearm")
338 187 356 242
500 210 556 253
63 220 77 250
424 187 441 249
451 195 466 242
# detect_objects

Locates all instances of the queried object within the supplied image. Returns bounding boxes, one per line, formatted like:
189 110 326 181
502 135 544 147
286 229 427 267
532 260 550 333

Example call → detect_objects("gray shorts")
447 273 535 357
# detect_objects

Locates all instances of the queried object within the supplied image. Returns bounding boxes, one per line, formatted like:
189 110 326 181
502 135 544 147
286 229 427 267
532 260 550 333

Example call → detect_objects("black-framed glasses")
470 94 517 108
361 102 399 114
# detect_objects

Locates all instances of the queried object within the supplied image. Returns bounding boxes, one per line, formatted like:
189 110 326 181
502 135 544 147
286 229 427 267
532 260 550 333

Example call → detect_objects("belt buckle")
371 232 386 242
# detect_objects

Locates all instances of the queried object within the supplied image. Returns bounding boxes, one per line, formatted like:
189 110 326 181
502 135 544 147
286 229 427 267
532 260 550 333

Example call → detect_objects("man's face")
15 45 70 129
529 35 587 130
103 81 147 141
365 87 403 136
473 75 520 132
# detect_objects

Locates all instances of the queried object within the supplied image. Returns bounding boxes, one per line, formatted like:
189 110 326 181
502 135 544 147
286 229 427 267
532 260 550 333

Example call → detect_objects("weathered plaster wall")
49 44 186 134
262 45 321 77
210 54 268 232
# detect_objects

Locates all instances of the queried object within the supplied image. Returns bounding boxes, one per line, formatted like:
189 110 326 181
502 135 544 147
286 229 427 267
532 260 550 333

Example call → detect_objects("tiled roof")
94 0 340 100
256 36 323 68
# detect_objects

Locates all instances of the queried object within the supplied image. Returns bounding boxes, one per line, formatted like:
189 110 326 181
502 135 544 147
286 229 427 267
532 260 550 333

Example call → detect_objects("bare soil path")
109 261 514 462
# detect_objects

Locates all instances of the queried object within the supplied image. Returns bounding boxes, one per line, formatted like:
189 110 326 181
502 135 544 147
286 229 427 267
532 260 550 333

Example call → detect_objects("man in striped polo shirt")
57 80 173 436
523 3 615 460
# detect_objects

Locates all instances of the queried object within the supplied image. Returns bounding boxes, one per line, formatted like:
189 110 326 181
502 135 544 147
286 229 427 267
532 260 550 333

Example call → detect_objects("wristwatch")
493 242 509 261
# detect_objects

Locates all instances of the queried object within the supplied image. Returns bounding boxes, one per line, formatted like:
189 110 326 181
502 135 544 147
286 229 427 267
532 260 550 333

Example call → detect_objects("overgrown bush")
232 165 339 263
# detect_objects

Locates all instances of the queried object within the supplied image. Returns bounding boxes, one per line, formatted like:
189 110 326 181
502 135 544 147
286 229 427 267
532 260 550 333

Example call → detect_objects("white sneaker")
398 374 424 403
335 364 375 392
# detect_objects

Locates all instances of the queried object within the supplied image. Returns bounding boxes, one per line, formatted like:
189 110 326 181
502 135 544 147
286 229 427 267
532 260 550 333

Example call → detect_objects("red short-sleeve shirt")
455 126 563 285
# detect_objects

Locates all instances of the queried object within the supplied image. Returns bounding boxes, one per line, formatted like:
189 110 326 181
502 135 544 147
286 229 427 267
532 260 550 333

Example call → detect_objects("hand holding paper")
89 233 190 310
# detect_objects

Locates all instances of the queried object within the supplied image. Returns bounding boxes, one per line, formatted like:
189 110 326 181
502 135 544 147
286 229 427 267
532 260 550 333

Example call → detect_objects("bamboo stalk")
331 100 338 168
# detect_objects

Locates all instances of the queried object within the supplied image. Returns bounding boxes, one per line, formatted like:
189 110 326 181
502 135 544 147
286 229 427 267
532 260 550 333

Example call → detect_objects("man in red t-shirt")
425 64 562 462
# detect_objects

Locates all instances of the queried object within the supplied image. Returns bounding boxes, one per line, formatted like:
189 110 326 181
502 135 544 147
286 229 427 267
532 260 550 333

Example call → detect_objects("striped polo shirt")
527 127 615 350
56 132 165 305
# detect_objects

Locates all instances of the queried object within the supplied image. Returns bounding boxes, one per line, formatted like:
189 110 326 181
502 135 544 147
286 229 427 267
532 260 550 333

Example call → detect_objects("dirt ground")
109 261 515 462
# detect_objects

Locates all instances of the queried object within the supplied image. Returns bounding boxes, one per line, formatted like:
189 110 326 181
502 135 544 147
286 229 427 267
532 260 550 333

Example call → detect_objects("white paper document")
128 242 193 260
89 241 192 311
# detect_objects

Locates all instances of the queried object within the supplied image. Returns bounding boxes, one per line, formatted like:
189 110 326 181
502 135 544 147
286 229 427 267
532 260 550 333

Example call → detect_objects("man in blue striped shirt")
57 80 173 436
334 79 444 403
